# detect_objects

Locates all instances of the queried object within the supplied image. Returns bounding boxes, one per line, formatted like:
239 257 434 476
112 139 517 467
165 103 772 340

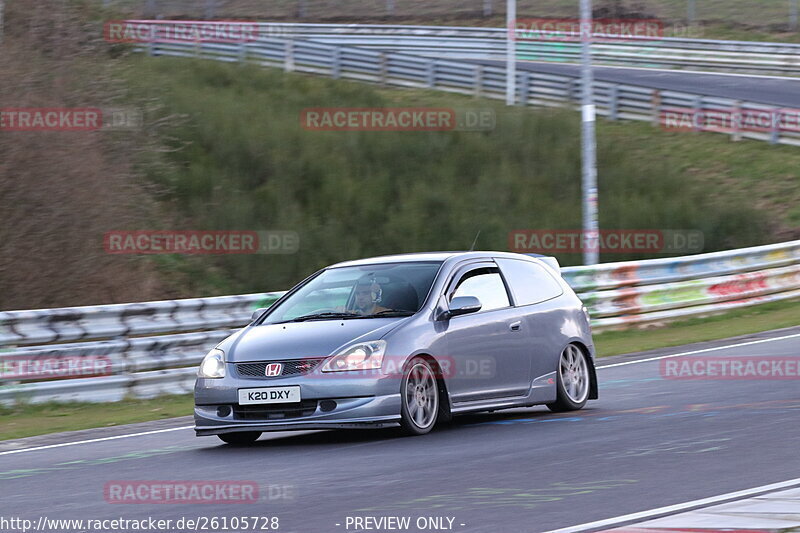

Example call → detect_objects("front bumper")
194 367 402 435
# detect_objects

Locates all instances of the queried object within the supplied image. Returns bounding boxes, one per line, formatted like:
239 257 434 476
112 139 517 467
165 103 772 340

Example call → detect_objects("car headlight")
198 348 226 378
321 340 387 372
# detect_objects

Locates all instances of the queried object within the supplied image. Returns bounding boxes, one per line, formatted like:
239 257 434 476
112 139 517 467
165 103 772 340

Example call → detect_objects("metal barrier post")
770 108 781 144
692 95 703 133
651 90 662 127
520 71 530 106
379 52 388 86
285 40 295 73
474 65 484 98
609 84 619 121
427 59 436 88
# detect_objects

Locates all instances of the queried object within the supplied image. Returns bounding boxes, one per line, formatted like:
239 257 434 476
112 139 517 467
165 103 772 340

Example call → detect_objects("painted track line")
540 476 800 533
0 425 193 456
596 332 800 370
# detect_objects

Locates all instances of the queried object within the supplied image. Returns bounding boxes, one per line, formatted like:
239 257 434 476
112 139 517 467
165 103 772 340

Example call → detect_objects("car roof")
329 251 549 268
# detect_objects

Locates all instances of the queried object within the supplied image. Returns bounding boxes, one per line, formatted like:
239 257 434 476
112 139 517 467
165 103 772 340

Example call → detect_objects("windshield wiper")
282 311 363 323
369 309 415 317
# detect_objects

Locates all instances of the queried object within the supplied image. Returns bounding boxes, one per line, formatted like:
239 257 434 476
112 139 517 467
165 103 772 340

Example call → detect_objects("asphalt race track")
2 328 799 533
474 60 800 108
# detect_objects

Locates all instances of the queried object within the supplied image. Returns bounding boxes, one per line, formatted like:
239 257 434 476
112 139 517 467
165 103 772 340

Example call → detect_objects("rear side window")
496 258 563 306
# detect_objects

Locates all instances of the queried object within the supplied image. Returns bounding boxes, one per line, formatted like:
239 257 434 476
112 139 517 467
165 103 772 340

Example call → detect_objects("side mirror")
445 296 482 318
251 308 268 322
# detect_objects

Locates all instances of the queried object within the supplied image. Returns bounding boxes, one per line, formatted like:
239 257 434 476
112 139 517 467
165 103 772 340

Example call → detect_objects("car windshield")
262 261 442 324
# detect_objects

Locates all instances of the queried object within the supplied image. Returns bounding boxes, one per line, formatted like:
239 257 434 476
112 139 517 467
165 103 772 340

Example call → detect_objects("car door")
495 258 566 391
442 263 531 403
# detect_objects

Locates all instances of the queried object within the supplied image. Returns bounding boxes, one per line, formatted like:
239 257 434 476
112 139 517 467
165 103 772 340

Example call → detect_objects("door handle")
509 321 521 331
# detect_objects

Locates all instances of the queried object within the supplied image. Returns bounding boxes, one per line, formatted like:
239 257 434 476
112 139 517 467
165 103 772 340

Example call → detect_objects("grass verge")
0 395 194 442
593 297 800 357
1 298 797 441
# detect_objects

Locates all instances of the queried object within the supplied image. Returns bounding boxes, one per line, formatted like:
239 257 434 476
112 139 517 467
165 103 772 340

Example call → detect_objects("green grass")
0 395 194 441
1 298 797 441
594 297 800 357
121 56 794 296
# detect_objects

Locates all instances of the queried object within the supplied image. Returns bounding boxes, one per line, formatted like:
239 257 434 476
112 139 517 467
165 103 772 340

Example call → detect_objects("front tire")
218 431 262 445
547 344 590 412
400 357 439 436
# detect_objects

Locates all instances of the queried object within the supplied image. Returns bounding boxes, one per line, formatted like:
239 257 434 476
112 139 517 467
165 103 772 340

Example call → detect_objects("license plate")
238 386 301 405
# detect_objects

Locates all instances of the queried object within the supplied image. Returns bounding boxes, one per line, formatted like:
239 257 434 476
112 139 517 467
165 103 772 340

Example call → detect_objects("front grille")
234 401 319 420
235 358 326 378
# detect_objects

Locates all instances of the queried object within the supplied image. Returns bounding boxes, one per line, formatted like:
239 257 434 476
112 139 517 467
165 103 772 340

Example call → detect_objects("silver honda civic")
195 252 597 444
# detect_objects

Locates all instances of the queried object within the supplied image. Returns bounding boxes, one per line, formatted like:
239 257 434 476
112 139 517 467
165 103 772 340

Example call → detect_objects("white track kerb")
1 241 798 405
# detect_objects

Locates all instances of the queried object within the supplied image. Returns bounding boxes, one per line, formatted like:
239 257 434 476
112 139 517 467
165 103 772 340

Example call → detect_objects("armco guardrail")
124 22 800 147
123 21 800 76
1 241 799 405
283 23 800 76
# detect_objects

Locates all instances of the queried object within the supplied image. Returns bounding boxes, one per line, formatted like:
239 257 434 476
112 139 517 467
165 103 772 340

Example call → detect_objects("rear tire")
547 344 590 412
218 431 261 445
399 357 439 436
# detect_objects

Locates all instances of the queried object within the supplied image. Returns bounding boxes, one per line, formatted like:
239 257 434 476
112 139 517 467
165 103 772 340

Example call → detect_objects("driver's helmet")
353 275 382 306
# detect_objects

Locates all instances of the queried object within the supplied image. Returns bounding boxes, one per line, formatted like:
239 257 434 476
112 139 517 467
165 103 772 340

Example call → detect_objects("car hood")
221 318 406 363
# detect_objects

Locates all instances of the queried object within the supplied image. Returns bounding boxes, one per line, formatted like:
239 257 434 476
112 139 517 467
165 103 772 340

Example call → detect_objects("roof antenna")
469 230 481 251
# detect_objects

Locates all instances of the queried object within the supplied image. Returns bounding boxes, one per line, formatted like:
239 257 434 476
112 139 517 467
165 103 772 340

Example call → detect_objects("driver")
350 276 389 316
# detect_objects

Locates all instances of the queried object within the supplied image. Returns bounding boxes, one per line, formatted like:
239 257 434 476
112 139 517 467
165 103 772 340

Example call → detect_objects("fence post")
692 95 703 133
380 52 388 86
297 0 307 18
285 40 295 72
770 107 780 144
687 0 696 26
791 0 799 31
474 65 484 98
427 59 436 88
332 47 341 79
0 0 5 46
483 0 493 17
651 89 661 127
386 0 395 16
520 72 530 106
609 84 619 120
238 41 247 63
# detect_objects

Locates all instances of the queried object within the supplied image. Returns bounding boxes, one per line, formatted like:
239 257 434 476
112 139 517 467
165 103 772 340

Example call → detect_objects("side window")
451 268 510 312
496 258 563 306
